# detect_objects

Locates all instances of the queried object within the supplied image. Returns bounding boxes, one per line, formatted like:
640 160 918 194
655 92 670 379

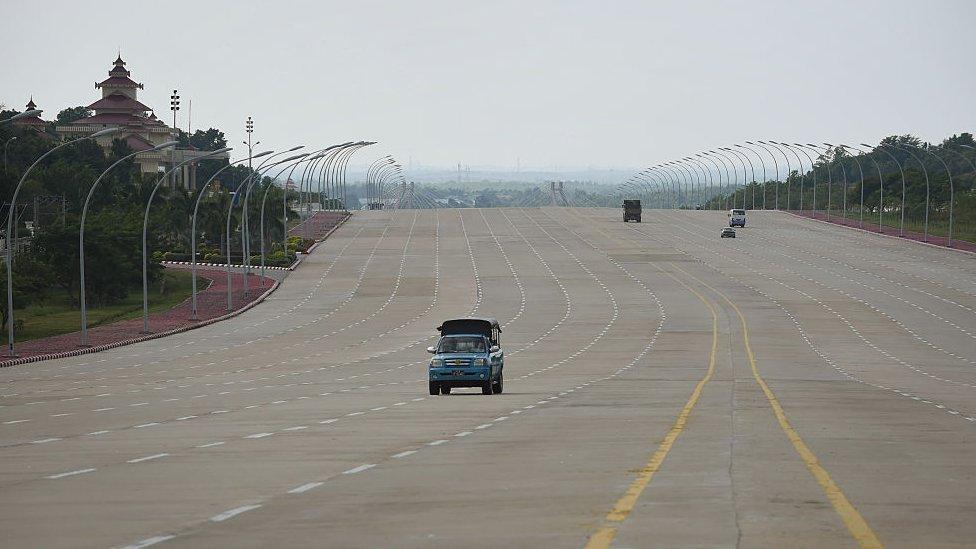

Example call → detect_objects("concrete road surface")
1 208 973 548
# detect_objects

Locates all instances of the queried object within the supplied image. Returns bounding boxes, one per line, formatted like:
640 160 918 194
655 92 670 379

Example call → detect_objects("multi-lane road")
1 208 974 548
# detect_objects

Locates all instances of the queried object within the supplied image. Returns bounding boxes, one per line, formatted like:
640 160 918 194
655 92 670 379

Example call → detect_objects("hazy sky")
2 0 974 172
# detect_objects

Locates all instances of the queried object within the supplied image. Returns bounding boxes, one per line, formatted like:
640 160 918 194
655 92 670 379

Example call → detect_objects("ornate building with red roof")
56 56 226 188
13 97 49 133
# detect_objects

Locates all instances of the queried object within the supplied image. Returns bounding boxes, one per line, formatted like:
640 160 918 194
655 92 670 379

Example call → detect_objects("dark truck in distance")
623 199 641 222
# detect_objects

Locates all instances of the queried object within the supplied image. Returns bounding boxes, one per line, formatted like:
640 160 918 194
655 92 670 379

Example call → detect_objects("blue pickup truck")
427 318 504 395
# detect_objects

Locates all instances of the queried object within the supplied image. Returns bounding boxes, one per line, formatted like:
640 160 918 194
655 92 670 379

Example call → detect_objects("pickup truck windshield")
437 336 486 353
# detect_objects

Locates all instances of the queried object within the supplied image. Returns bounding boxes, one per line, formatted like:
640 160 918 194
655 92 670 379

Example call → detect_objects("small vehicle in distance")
721 227 736 238
427 318 504 395
728 208 746 227
623 200 641 222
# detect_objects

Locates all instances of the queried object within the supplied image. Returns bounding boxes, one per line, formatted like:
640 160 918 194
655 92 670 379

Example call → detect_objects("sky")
2 0 974 173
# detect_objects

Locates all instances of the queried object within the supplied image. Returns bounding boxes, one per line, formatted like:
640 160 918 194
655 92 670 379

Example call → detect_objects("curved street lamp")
881 143 931 241
868 144 908 236
79 140 179 346
189 150 273 319
141 146 232 332
781 142 815 214
760 141 793 210
723 147 755 210
3 126 122 355
899 143 955 246
260 153 322 279
0 109 43 124
747 141 780 210
229 152 307 309
735 143 767 210
241 146 304 293
709 149 738 210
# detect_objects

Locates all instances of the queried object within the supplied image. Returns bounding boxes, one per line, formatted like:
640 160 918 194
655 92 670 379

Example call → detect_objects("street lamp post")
4 126 121 356
844 144 885 233
868 144 908 236
260 153 320 279
747 141 779 210
672 162 696 208
900 143 955 247
190 150 273 320
170 90 180 186
79 140 178 346
786 143 816 215
141 147 232 332
723 147 755 210
884 143 932 242
3 136 18 173
238 147 304 299
800 144 834 221
761 141 793 210
686 157 714 209
710 149 739 210
734 144 767 210
698 153 727 210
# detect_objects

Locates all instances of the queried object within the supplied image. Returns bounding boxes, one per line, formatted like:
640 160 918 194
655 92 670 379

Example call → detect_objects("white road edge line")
127 453 169 464
47 467 96 479
288 481 325 494
121 534 176 549
342 464 375 475
209 504 262 522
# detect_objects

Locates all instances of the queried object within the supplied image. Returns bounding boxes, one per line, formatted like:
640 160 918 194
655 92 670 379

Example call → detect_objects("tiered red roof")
87 93 151 112
14 97 46 128
124 134 155 152
95 56 143 90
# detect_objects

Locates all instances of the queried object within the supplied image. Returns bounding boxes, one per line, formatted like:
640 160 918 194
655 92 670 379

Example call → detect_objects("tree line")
0 106 296 332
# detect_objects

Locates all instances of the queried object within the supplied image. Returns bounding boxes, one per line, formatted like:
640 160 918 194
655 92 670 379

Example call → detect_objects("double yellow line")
546 208 881 548
585 262 719 548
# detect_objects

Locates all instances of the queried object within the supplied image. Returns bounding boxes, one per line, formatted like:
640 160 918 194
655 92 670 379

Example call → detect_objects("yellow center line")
670 262 883 549
554 207 882 547
584 262 719 549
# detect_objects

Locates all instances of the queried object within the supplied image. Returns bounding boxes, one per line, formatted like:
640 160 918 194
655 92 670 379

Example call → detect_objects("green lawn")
8 269 197 344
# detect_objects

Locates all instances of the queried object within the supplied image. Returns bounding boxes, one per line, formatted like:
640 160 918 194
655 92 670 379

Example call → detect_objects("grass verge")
9 269 198 343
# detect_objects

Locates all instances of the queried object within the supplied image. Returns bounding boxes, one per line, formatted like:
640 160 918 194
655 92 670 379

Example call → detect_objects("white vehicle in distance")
728 209 746 227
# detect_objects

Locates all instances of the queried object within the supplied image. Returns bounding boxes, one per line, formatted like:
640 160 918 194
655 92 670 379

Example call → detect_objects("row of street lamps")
2 112 375 356
620 140 970 246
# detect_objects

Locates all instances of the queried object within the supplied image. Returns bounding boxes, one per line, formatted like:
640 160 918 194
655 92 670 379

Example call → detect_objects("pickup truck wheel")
492 373 504 394
428 381 439 396
481 382 493 395
441 386 452 395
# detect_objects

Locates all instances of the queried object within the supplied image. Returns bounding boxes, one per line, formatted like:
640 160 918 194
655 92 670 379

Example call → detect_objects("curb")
0 280 279 369
783 210 976 257
0 213 353 368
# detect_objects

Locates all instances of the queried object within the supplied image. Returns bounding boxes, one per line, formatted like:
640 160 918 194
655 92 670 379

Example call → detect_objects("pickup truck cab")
427 318 504 395
728 209 746 227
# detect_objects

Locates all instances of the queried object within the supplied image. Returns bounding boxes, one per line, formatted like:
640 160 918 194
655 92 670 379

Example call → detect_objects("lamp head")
282 153 310 163
151 140 180 151
288 145 305 152
90 127 123 138
252 150 274 159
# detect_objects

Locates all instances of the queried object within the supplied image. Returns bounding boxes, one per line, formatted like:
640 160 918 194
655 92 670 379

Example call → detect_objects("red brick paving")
7 268 274 360
290 211 349 240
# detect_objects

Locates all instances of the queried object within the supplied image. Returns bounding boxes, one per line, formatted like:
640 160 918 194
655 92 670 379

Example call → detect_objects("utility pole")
170 90 180 187
243 116 254 292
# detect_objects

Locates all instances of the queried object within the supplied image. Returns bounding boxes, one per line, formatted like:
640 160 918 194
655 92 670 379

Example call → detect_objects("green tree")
56 106 93 125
